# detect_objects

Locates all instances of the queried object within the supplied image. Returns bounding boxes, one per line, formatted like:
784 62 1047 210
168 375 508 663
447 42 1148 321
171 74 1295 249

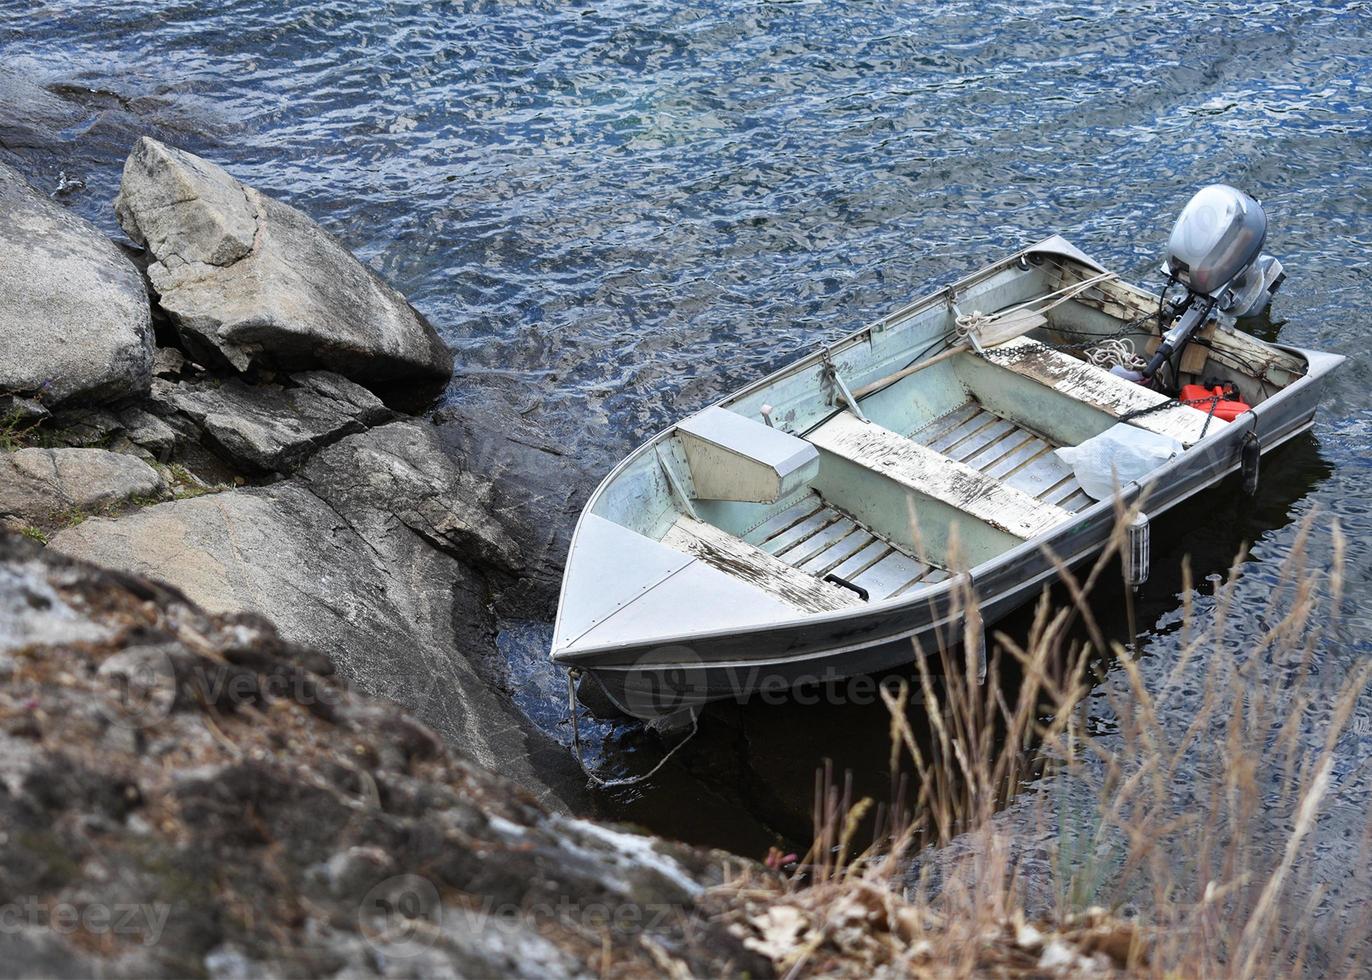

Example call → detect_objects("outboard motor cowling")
1164 184 1267 296
1144 184 1285 383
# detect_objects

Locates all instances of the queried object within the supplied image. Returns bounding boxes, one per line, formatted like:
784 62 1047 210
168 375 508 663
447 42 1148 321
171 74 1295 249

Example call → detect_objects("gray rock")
0 162 154 406
1 533 764 978
149 370 394 472
48 482 566 807
302 420 520 573
152 345 189 378
0 394 49 426
114 137 256 268
435 407 604 618
116 405 179 458
0 560 110 654
114 138 452 397
46 404 124 446
0 69 83 153
0 447 165 529
0 926 98 980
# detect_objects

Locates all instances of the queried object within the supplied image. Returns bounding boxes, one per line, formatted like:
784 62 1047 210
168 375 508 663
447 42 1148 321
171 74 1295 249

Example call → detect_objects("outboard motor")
1144 185 1285 384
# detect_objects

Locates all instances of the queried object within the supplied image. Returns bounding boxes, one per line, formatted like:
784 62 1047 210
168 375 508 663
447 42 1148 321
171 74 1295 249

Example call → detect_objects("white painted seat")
983 337 1228 446
808 412 1073 542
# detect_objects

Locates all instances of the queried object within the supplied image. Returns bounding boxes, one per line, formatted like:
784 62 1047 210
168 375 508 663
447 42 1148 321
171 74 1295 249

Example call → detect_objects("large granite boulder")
0 448 165 531
301 419 521 574
0 162 154 406
114 138 452 401
48 462 570 809
0 533 763 978
147 370 394 473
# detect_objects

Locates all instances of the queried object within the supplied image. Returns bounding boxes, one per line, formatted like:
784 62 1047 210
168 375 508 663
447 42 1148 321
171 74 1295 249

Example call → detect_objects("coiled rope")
1086 337 1147 372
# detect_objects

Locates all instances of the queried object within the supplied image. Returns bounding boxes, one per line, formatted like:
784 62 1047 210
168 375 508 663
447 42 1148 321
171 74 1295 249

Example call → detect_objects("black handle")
1143 342 1174 379
824 573 870 601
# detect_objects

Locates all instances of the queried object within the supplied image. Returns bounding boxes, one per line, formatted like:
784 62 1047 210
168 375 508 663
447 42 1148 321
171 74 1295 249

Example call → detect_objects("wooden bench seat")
808 412 1073 541
661 516 861 612
982 337 1228 446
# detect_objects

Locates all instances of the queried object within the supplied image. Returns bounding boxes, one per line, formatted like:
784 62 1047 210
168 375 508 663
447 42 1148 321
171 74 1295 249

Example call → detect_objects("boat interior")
556 245 1311 653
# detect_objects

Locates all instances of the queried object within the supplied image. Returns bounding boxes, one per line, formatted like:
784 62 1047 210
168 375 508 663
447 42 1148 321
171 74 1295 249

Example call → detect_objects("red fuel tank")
1179 383 1251 423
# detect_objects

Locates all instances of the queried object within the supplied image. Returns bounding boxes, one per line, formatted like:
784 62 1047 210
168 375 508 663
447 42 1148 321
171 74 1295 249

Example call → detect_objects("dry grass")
714 503 1369 978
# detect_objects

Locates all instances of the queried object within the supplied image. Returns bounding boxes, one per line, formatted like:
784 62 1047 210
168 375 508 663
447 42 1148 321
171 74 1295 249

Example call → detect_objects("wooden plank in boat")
777 517 858 566
828 540 891 581
759 508 838 555
1061 488 1095 510
983 437 1053 480
1041 474 1088 508
744 492 824 544
1001 447 1076 498
809 413 1073 540
911 402 981 444
851 550 931 600
798 527 872 574
946 417 1018 463
662 517 860 613
962 429 1038 473
925 410 1001 455
984 337 1227 445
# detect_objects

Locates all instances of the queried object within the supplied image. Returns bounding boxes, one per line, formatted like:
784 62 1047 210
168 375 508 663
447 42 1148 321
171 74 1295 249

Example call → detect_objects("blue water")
4 0 1369 897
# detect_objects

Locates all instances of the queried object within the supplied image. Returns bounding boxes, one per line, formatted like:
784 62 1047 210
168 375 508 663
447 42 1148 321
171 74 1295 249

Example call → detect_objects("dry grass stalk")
714 507 1368 978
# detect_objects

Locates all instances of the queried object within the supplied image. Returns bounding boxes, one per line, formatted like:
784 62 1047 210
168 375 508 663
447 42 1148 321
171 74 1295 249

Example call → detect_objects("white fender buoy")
1126 511 1151 589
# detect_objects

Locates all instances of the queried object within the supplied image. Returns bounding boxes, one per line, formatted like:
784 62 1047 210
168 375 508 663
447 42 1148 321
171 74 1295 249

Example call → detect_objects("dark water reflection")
4 0 1368 878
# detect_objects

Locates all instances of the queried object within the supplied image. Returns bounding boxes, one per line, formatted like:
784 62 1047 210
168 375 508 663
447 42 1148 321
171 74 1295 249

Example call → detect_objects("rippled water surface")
5 0 1369 913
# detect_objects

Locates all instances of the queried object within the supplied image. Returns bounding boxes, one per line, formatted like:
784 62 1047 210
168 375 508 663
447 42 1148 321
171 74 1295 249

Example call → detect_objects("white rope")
955 270 1118 342
566 669 700 789
999 269 1118 318
954 310 989 339
1087 337 1146 371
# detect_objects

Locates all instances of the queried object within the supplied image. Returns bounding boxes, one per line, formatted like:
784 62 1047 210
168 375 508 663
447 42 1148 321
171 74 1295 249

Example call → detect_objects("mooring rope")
956 269 1120 341
565 669 700 789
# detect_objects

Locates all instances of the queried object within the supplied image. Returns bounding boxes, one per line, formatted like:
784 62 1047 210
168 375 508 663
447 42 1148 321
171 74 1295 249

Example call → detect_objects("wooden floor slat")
913 400 1095 514
746 493 824 543
799 528 872 574
761 509 838 554
828 540 892 581
852 550 932 600
777 518 858 566
914 402 982 445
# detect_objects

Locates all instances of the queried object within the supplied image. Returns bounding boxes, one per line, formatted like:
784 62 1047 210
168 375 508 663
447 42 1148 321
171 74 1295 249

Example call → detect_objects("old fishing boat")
551 186 1342 720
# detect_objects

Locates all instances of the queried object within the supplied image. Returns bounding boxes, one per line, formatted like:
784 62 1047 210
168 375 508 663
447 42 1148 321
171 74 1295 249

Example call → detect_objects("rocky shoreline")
2 136 596 815
0 132 775 974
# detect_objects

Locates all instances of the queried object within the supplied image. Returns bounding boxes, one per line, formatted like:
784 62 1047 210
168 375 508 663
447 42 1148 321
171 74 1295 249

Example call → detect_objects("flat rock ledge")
115 138 452 400
146 370 396 473
0 534 767 978
49 419 541 799
0 447 165 533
